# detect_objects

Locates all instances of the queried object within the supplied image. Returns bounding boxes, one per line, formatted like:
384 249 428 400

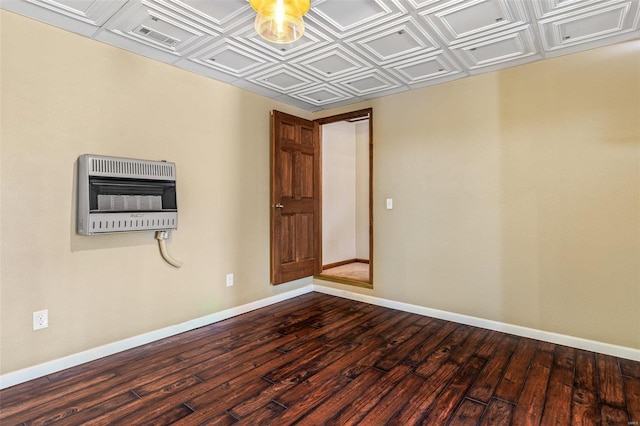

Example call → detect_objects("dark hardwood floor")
1 292 639 425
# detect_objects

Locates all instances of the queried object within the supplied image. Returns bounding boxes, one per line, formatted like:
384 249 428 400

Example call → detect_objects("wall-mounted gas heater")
77 154 182 267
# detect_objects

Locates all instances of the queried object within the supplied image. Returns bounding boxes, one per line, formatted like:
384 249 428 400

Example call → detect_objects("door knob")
274 203 284 209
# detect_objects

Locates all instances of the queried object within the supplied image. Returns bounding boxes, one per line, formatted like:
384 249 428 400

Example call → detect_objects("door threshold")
314 274 373 289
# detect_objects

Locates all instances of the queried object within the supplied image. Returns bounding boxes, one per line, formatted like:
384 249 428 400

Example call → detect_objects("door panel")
271 110 321 285
299 154 314 198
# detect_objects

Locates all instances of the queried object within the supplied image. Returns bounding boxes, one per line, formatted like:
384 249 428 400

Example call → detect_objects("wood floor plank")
540 345 576 426
473 329 506 359
170 377 273 425
413 325 471 377
341 323 423 379
275 336 385 406
2 293 639 426
621 358 640 379
266 374 351 424
511 350 554 425
233 400 286 425
448 327 490 365
541 378 573 425
201 412 238 425
358 372 426 424
572 388 599 426
624 376 640 425
295 367 387 424
553 345 577 385
418 356 486 425
25 391 140 425
405 320 457 366
480 398 514 425
374 318 443 371
263 340 357 384
324 363 414 426
600 403 629 425
451 398 487 425
143 403 195 426
466 335 518 403
387 360 462 425
493 337 537 403
276 304 383 352
597 353 627 409
229 339 358 418
538 341 557 353
352 310 416 345
571 349 600 425
0 372 121 423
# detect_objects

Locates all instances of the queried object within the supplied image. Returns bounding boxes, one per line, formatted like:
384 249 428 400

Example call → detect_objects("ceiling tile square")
21 0 126 25
421 0 532 44
291 45 372 80
532 0 609 18
273 94 324 111
149 0 254 33
289 84 353 106
1 0 127 36
230 23 332 60
407 0 445 8
450 25 538 69
347 17 441 64
187 39 275 77
248 65 319 94
337 69 402 96
173 57 239 83
306 0 407 38
538 0 640 51
387 51 463 84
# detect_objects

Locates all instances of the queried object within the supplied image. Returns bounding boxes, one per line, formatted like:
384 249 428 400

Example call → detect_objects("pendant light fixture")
250 0 311 44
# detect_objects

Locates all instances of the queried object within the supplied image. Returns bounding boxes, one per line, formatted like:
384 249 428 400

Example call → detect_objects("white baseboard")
0 285 314 390
312 284 640 362
3 283 638 390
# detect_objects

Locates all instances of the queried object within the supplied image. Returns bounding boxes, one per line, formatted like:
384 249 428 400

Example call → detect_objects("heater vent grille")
87 212 177 234
135 26 179 47
89 156 175 180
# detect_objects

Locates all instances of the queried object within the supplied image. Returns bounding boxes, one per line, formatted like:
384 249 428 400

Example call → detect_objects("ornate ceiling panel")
3 0 639 111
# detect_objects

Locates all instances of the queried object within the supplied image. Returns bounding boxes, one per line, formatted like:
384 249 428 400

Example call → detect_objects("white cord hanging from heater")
155 230 183 268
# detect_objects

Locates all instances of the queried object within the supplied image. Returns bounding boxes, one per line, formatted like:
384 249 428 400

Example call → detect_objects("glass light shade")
250 0 310 44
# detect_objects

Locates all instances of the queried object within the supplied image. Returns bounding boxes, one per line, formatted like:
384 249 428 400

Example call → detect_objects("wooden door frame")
315 108 373 287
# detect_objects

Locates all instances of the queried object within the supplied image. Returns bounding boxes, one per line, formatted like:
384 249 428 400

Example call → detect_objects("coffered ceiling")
3 0 639 111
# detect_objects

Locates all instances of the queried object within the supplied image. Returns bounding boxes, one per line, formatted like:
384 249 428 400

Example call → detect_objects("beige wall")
0 11 311 374
2 10 639 378
316 40 640 350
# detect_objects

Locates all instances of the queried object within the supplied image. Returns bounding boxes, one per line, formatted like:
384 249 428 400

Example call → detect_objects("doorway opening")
316 109 373 289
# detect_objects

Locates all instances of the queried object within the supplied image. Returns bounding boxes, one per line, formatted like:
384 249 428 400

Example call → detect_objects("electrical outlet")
33 309 48 330
226 273 234 287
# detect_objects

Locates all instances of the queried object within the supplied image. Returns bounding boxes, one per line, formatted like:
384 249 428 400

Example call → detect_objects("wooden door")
270 111 321 285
